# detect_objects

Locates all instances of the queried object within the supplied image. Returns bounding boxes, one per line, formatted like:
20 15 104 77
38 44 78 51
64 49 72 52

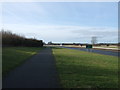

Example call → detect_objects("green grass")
3 47 43 76
52 47 118 88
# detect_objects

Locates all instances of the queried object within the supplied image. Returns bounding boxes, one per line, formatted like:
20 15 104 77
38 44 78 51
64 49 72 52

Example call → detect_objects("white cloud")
1 1 118 43
3 24 118 43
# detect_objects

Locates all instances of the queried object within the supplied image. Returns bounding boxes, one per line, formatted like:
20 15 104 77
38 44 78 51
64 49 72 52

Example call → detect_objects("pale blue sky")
1 2 118 43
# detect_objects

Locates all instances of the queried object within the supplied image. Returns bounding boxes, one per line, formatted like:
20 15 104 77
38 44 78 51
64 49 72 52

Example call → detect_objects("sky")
0 2 118 43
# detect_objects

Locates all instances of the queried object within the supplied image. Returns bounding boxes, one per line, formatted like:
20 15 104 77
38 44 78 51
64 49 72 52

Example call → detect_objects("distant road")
62 46 119 57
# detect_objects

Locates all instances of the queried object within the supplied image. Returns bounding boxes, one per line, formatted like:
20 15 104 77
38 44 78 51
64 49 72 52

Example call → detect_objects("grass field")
2 47 43 76
52 47 118 88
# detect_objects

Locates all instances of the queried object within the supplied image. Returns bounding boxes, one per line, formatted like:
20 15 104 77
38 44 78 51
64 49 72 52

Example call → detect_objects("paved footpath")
3 48 60 88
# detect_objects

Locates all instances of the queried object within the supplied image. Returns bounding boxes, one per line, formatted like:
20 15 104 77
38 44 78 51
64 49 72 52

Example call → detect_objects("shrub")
1 30 43 47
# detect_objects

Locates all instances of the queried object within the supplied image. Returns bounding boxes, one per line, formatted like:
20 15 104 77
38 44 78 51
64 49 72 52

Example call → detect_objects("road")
3 48 60 88
62 46 119 57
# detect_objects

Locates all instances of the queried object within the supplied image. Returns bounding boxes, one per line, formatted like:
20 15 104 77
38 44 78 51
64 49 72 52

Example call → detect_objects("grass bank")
52 47 118 88
3 47 43 76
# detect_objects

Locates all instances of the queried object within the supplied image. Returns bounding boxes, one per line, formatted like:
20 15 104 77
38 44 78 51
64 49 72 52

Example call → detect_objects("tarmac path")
3 48 60 88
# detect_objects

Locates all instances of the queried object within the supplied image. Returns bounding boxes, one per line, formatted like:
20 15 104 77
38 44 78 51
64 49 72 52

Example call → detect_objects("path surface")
3 48 60 88
62 47 119 57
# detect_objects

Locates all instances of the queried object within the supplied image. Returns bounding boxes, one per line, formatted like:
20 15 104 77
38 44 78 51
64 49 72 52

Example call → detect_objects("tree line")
1 30 43 47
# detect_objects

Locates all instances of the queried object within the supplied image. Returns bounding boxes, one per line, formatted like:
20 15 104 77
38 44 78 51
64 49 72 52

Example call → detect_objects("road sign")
86 45 93 48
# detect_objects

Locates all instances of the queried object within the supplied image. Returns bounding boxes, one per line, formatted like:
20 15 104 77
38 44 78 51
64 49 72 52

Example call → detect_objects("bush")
1 30 43 47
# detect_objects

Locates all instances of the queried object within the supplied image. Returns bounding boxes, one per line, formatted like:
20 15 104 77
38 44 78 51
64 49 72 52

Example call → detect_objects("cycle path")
3 47 60 88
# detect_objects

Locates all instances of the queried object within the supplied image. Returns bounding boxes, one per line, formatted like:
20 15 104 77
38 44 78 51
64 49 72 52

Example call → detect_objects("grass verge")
52 47 118 88
3 47 43 76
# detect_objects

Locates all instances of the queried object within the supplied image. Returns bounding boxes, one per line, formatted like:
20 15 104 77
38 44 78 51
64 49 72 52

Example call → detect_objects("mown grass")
2 47 43 76
52 47 118 88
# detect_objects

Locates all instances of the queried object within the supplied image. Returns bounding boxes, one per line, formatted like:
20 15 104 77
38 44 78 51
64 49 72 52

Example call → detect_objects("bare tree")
91 36 97 45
